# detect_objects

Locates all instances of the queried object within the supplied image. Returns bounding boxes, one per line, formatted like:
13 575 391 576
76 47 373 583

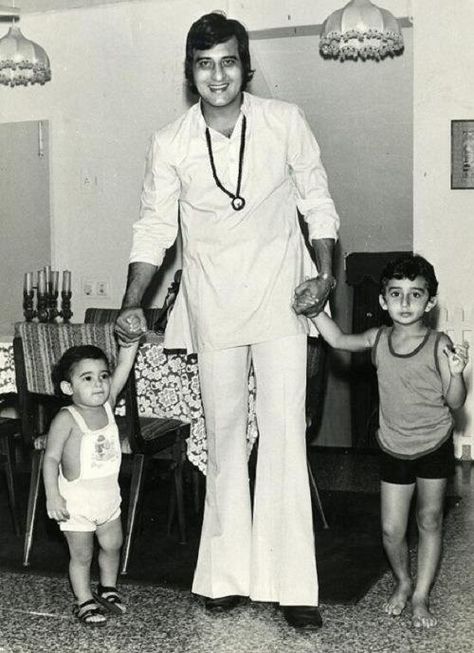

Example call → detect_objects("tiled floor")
0 453 473 653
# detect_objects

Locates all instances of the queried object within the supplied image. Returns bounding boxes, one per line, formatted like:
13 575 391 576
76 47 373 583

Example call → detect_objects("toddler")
43 341 138 626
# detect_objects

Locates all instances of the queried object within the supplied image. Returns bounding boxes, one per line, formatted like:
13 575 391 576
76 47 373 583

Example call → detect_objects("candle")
38 270 46 295
62 270 71 293
51 271 59 293
24 272 33 293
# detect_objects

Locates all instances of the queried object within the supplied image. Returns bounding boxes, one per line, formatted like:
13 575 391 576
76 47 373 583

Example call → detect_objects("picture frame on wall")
451 119 474 189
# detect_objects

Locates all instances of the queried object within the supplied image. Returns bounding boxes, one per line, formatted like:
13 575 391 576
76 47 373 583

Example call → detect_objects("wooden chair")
13 321 189 574
0 414 21 535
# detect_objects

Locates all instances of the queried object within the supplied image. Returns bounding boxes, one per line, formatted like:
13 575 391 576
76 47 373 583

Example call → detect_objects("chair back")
13 322 118 448
16 322 118 395
84 269 182 335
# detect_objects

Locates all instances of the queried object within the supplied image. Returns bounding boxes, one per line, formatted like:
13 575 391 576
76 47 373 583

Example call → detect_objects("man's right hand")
115 307 147 346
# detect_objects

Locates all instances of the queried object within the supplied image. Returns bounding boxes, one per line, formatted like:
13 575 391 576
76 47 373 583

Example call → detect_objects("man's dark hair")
380 254 438 298
52 345 110 396
185 12 254 94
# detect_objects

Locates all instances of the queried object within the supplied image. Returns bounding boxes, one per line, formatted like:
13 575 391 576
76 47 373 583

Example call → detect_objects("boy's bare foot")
383 580 412 616
412 596 437 628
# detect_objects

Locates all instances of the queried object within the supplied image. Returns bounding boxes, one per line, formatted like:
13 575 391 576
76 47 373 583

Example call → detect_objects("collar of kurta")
196 91 250 135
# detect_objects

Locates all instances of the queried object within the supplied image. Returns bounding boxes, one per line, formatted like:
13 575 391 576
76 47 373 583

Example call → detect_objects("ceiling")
1 0 132 14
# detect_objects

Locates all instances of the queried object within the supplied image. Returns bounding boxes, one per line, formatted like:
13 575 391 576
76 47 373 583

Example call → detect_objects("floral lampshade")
319 0 404 61
0 23 51 87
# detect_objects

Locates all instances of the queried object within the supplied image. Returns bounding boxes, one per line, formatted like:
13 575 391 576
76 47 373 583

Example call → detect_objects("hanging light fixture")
320 0 404 61
0 4 51 87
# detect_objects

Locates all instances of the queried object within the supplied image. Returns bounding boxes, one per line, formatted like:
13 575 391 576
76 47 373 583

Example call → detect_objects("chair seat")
116 415 188 456
139 416 188 442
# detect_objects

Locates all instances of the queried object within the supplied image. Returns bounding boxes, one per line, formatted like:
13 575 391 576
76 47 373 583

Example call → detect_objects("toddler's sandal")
93 584 126 615
73 599 107 626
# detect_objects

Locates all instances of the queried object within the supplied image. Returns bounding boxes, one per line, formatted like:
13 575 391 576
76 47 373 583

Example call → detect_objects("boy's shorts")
380 436 455 485
58 475 122 532
59 503 121 532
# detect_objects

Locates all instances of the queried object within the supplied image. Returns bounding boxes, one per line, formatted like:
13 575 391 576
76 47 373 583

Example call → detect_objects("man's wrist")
320 272 337 290
121 294 144 310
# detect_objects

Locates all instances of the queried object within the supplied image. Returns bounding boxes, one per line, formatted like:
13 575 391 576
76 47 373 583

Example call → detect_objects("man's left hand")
293 275 335 318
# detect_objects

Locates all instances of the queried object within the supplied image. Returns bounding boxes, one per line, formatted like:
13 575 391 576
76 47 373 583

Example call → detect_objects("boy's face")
61 358 111 408
379 276 436 326
192 36 243 112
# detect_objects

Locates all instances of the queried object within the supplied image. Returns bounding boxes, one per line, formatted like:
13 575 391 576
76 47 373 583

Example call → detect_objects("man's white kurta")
130 93 339 353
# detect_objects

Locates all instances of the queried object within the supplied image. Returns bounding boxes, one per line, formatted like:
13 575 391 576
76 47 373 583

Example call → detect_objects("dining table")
0 330 258 475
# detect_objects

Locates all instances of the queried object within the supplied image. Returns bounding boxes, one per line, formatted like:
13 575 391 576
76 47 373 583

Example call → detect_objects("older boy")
302 254 469 628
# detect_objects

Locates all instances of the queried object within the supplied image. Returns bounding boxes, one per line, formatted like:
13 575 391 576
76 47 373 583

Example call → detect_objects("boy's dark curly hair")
380 254 438 298
52 345 110 396
185 12 254 94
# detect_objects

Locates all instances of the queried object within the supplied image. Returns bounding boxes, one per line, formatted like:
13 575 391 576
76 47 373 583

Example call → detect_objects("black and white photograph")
0 1 473 652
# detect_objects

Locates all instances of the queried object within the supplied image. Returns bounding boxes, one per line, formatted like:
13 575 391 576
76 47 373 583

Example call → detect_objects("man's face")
192 36 243 111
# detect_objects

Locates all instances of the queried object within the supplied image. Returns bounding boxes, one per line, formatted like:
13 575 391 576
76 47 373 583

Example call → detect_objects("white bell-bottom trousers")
192 333 319 606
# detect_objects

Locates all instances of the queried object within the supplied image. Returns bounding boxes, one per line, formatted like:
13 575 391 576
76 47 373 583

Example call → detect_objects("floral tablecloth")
135 333 258 474
0 335 258 475
0 341 16 395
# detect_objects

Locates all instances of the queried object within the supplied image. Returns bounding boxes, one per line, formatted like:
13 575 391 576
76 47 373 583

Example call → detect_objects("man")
115 12 339 630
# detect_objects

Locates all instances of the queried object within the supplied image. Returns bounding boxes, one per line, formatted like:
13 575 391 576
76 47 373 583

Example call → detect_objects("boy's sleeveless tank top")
61 402 121 480
372 327 453 459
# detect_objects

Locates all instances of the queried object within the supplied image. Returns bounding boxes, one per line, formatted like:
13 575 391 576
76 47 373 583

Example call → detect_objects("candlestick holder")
47 289 60 322
60 291 73 323
23 290 35 322
22 281 73 323
37 292 50 323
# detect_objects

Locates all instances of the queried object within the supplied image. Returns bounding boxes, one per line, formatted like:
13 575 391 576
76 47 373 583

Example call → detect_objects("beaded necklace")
205 115 247 211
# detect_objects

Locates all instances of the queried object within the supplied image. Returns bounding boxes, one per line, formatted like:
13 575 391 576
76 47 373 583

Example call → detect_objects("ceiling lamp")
0 4 51 87
320 0 404 61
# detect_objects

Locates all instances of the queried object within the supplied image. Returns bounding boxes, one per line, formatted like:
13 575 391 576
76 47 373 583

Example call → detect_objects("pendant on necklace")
205 115 247 213
231 196 245 211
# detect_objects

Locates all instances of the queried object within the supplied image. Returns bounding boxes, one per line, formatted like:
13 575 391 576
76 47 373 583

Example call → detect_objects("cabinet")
345 251 410 448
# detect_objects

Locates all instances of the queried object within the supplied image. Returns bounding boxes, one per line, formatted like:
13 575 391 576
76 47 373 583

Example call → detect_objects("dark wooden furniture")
0 414 21 535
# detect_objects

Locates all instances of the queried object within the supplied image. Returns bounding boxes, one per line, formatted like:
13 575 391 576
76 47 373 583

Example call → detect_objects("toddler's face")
62 358 111 408
379 276 436 326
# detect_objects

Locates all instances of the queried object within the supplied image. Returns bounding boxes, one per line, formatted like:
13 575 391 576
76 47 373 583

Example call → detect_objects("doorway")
0 120 51 335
